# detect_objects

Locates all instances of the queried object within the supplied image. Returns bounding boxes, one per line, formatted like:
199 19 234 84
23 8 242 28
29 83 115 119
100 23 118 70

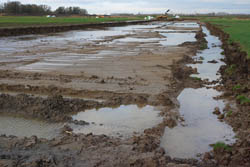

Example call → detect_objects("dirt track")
0 21 248 167
0 21 204 167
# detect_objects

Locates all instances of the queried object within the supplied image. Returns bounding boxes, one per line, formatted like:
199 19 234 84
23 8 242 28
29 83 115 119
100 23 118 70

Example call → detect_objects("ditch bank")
202 23 250 167
0 20 151 37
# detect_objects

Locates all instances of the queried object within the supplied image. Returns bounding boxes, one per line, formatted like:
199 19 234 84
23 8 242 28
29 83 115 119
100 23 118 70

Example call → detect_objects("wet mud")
0 21 247 167
0 21 203 167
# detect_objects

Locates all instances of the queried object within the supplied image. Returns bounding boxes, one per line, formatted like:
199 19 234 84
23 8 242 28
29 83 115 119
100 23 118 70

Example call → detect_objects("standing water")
0 114 63 139
161 26 235 159
71 105 163 138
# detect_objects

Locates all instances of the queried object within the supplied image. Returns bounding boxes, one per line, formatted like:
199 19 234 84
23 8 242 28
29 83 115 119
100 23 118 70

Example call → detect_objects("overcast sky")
1 0 250 14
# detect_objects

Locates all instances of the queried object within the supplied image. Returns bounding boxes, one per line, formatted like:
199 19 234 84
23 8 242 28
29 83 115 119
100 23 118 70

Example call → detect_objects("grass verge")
0 16 144 28
201 17 250 59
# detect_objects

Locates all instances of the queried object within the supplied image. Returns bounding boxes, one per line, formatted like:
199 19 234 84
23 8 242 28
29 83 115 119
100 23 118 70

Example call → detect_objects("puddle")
18 62 73 72
0 114 63 139
171 22 200 28
0 21 201 72
161 88 235 159
0 28 131 56
111 24 160 31
189 60 225 82
161 26 235 159
71 105 162 138
188 27 225 81
160 33 196 46
115 37 161 43
153 29 197 33
1 22 233 144
94 50 135 57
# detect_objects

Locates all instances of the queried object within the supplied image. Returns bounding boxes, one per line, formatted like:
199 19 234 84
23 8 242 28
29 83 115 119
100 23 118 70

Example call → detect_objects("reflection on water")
188 27 226 81
171 22 200 28
161 26 235 159
71 105 162 138
160 33 196 46
161 88 235 158
0 22 198 72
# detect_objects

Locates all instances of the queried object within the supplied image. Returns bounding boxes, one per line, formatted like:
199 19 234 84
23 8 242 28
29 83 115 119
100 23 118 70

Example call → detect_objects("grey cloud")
1 0 250 14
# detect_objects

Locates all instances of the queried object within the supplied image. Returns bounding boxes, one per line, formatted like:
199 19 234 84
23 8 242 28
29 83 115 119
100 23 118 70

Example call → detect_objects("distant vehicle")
157 9 170 21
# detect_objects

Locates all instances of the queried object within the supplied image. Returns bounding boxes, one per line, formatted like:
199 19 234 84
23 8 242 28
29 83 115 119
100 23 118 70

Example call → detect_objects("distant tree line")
55 6 88 15
0 1 51 15
0 1 88 16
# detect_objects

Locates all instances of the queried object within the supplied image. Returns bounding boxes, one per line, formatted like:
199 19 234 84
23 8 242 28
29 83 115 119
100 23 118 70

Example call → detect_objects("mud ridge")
171 27 208 91
0 94 103 122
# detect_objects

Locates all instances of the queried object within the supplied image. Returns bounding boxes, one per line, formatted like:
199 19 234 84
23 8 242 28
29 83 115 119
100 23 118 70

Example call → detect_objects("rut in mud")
0 21 242 167
161 26 235 159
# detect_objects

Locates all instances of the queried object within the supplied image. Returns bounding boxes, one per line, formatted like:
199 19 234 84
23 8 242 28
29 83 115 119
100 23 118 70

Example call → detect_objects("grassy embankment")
201 17 250 58
0 16 144 28
201 17 250 105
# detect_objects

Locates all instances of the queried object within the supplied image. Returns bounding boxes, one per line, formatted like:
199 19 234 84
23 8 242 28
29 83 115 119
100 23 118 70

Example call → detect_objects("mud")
0 21 207 166
0 94 102 122
0 20 247 167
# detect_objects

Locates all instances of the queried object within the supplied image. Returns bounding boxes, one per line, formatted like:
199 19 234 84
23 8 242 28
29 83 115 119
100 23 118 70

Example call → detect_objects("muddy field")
0 21 249 167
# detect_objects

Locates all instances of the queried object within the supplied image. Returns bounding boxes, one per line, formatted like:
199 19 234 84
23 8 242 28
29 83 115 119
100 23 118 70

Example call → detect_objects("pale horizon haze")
0 0 250 14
